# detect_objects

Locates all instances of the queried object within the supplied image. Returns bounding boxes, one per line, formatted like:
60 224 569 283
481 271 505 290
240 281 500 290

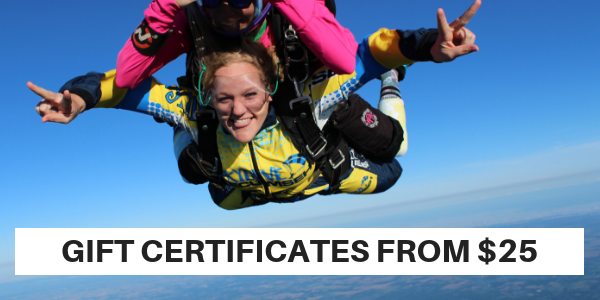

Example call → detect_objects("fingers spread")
27 81 54 99
449 0 481 29
437 8 452 37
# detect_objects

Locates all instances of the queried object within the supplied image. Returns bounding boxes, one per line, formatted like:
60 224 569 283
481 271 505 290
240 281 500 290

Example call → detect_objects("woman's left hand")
28 82 86 124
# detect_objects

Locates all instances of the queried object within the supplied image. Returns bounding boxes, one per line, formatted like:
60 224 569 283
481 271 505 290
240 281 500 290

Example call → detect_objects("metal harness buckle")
284 28 310 84
329 149 345 170
200 156 219 174
209 157 219 173
289 95 312 110
306 134 327 158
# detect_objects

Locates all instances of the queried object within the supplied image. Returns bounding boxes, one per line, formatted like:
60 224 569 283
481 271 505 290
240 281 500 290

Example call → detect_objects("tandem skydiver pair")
28 0 481 210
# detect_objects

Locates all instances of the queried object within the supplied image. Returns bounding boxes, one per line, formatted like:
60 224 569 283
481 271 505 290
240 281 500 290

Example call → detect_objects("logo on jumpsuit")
352 176 373 194
361 108 378 128
282 154 310 178
269 154 311 187
224 154 311 188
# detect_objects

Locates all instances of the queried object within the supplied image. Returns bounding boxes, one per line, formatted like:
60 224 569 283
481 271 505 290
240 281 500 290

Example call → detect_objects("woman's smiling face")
210 61 272 143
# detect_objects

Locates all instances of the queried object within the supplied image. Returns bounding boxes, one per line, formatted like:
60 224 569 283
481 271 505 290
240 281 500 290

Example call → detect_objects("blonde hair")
201 40 281 94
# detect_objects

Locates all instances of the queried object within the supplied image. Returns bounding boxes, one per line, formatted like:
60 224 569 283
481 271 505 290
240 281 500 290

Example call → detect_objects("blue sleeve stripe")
114 77 153 113
356 36 390 82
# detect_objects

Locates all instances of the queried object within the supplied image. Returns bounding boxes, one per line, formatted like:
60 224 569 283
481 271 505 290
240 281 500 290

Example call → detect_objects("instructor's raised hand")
431 0 480 62
28 82 85 124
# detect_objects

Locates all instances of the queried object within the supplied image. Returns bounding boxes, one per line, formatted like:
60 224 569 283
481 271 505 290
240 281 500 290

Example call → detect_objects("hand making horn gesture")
431 0 481 62
27 82 86 124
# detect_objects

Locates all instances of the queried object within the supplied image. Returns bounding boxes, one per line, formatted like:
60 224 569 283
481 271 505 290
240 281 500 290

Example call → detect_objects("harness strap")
185 3 206 92
284 28 310 84
289 96 328 160
193 108 223 184
277 15 350 187
319 134 351 192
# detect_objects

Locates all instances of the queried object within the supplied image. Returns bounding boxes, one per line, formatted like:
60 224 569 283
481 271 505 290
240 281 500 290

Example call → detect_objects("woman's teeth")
235 118 251 124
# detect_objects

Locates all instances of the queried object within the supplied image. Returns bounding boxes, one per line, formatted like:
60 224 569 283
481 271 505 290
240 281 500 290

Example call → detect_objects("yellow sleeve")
95 70 128 108
368 28 417 69
89 70 199 140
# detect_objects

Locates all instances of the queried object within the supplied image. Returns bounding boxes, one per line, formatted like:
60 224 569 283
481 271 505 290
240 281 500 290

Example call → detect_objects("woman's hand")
27 82 86 124
431 0 480 62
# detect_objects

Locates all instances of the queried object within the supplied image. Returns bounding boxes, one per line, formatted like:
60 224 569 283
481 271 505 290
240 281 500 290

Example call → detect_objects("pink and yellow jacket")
116 0 359 89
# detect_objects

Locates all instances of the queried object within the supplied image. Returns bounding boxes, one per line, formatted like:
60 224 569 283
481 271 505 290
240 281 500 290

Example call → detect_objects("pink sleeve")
116 0 191 89
268 0 359 75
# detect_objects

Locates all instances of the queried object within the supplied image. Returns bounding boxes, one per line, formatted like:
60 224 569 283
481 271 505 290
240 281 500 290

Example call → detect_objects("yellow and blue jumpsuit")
61 28 434 210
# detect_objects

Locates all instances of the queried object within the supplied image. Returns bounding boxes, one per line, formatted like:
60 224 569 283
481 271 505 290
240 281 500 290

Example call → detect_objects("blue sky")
1 0 600 285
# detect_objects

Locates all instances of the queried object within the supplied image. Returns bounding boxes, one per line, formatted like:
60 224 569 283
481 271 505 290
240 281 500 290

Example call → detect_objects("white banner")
15 228 583 275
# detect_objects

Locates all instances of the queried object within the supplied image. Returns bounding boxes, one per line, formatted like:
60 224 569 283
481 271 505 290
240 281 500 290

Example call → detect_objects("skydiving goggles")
198 62 280 107
200 0 254 9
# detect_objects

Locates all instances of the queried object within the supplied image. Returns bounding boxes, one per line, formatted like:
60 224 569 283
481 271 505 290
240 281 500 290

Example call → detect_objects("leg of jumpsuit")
307 69 408 197
340 67 408 194
378 67 408 157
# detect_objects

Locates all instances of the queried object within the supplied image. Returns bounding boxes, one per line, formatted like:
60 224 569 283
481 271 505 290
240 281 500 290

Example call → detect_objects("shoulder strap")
182 107 224 185
269 2 349 186
271 82 350 187
185 3 206 92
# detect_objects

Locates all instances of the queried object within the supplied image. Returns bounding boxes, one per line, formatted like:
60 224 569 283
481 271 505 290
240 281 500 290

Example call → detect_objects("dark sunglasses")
201 0 254 9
